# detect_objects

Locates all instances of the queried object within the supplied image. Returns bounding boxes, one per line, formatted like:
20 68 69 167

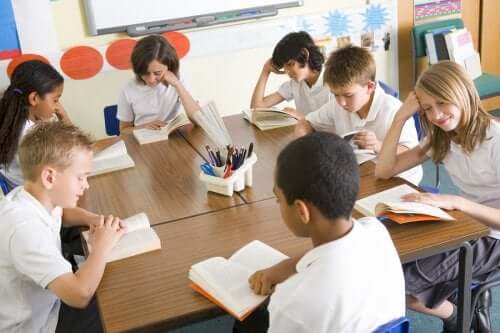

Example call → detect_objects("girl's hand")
282 107 304 120
143 120 167 130
55 105 71 123
353 129 381 153
263 59 285 75
162 70 180 87
396 92 421 122
401 192 459 211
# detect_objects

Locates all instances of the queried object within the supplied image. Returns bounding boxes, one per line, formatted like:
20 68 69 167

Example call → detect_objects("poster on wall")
414 0 461 23
0 0 20 60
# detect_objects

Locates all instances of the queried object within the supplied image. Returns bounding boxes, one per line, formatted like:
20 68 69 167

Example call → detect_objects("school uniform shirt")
277 70 331 115
267 217 405 333
117 77 187 126
0 119 35 186
425 120 500 239
306 83 423 185
0 187 72 333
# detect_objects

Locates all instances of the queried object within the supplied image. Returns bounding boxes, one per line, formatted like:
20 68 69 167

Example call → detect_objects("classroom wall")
2 0 397 139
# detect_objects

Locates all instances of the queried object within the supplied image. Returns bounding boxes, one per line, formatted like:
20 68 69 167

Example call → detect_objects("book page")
123 212 150 233
377 202 455 221
190 257 266 316
164 112 190 135
106 228 161 262
93 140 127 162
228 240 288 273
133 128 169 144
91 153 135 176
355 184 418 216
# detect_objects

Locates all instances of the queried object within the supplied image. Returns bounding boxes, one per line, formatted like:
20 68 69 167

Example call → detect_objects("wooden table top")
79 130 244 226
95 171 488 333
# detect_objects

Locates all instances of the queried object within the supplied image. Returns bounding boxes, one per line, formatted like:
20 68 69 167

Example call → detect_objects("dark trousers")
56 297 103 333
233 301 270 333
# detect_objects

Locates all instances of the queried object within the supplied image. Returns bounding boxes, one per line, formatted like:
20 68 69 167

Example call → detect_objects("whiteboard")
84 0 303 36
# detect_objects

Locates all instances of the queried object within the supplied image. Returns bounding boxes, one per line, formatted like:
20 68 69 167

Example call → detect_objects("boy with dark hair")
295 45 422 184
0 122 126 333
250 31 330 118
235 132 405 333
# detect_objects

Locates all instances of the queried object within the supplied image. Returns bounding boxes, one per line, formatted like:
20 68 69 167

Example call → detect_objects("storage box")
199 153 257 196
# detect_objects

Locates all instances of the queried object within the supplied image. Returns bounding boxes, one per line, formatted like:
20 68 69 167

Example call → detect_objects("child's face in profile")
282 60 310 82
329 82 374 114
50 149 92 208
273 183 309 237
141 60 168 87
416 89 461 132
30 84 64 121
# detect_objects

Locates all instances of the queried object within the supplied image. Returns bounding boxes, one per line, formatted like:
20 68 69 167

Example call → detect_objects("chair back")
0 173 11 195
378 80 398 99
373 317 410 333
104 105 120 136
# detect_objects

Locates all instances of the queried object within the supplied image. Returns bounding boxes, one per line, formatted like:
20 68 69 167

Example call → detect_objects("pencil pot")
199 153 257 196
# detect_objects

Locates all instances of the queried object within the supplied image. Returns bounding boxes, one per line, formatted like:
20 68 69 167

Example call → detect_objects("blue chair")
104 105 120 136
373 317 410 333
0 173 12 195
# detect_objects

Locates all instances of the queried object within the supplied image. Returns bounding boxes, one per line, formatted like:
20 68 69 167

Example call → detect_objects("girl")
0 60 71 190
250 31 330 119
117 34 199 133
375 61 500 330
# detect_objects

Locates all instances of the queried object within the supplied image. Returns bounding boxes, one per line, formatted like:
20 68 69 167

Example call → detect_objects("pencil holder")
199 153 258 196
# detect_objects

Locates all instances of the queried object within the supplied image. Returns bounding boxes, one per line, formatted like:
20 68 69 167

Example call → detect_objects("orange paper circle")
60 46 103 80
7 54 50 78
106 39 137 70
162 32 190 59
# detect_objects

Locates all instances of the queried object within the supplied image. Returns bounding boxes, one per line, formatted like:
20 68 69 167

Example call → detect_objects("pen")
205 145 216 166
247 142 254 158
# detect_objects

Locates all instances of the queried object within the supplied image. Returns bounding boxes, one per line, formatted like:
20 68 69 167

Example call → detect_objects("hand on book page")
401 192 458 211
188 240 288 320
82 213 161 262
355 184 454 223
133 113 191 145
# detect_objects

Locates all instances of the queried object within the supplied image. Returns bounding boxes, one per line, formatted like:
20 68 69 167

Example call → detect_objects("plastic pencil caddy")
199 153 258 196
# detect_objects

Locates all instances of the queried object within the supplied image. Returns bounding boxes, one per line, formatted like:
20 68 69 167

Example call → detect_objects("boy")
295 45 422 184
235 132 405 333
0 122 126 333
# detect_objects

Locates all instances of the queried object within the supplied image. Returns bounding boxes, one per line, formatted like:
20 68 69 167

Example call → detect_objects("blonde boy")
295 46 422 184
0 122 125 333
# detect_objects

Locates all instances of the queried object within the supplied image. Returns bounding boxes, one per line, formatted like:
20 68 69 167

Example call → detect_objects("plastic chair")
0 173 12 195
373 317 410 333
104 105 120 136
410 18 500 100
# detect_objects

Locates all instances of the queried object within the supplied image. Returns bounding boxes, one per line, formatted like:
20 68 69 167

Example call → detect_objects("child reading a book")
0 60 71 190
117 34 199 133
0 122 126 332
295 45 422 184
375 61 500 331
234 132 405 333
250 31 330 119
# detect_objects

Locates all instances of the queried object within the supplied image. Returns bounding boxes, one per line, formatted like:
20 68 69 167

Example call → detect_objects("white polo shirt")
0 187 72 333
278 70 331 115
268 217 405 333
0 119 35 186
425 120 500 239
306 83 423 185
117 77 187 126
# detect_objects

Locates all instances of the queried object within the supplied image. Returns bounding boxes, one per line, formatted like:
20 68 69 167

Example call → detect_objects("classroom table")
79 129 244 226
92 165 488 333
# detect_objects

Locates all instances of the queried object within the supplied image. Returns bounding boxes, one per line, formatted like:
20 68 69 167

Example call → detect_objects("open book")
82 213 161 262
133 112 191 145
91 140 135 177
242 107 298 131
355 184 455 223
341 130 376 165
189 240 288 320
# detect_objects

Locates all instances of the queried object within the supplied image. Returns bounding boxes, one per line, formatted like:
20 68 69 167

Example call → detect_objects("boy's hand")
90 215 127 255
143 120 167 130
397 92 421 122
162 70 181 87
402 192 459 211
353 129 381 153
263 59 285 75
248 258 297 295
